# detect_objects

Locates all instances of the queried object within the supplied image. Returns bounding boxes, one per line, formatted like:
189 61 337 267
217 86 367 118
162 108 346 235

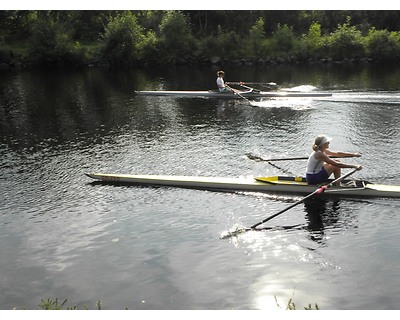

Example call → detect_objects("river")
1 63 400 310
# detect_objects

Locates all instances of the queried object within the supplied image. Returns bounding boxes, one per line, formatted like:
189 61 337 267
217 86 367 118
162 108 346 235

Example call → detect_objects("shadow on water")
303 198 336 243
302 197 365 245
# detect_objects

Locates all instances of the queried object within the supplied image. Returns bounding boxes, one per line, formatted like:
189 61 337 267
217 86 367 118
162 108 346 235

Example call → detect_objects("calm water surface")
1 64 400 310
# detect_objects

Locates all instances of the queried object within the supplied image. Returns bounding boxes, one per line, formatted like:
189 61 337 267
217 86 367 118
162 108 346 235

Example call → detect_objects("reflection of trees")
0 69 149 152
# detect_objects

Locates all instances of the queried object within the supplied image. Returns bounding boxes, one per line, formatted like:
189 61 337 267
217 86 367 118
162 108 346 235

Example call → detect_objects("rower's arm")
318 152 361 169
326 150 361 158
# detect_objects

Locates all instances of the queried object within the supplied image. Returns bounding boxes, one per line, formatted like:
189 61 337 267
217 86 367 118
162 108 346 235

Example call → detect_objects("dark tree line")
1 10 400 68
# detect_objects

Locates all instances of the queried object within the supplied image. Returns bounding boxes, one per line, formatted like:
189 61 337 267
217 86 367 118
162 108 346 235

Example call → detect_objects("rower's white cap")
316 134 332 147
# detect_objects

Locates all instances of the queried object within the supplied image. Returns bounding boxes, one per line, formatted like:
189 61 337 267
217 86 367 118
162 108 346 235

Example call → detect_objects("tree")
158 11 195 62
366 28 400 62
28 14 83 66
100 11 145 66
327 17 365 60
271 23 296 54
299 21 326 59
249 17 267 56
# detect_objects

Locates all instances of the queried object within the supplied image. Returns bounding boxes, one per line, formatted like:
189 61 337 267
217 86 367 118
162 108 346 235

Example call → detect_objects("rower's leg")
324 164 341 185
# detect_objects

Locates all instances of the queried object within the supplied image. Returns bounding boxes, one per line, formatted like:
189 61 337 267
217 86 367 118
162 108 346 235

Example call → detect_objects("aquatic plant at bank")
37 298 102 310
34 297 318 310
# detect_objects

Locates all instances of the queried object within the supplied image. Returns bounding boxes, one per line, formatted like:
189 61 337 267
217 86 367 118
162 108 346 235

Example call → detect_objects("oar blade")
219 225 250 239
245 153 265 162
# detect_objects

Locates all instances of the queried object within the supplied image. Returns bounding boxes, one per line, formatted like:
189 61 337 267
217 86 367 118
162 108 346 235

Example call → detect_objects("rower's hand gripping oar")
220 167 361 239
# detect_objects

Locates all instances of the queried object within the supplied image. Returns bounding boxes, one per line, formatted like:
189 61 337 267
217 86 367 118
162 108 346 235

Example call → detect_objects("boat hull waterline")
86 173 400 198
136 90 332 99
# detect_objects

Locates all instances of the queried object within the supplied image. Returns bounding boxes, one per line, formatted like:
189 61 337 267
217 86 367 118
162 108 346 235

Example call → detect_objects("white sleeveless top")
216 77 225 92
306 151 324 174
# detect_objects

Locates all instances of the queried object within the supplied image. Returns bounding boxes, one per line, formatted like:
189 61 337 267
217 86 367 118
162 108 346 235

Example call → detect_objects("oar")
225 84 256 106
235 82 261 93
246 153 356 162
229 81 278 87
246 153 309 162
246 153 294 174
220 168 360 239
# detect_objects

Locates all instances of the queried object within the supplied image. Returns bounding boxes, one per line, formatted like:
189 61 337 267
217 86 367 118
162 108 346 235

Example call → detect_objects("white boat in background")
136 89 332 99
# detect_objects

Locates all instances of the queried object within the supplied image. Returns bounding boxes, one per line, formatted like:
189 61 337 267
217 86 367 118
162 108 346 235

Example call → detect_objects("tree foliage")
28 14 84 66
271 23 297 54
299 22 325 58
157 11 196 62
249 17 268 57
366 28 400 62
326 17 365 60
99 11 145 66
2 10 400 67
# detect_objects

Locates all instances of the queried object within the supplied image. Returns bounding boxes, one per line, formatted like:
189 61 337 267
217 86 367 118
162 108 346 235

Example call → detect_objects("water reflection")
304 198 336 243
1 64 400 309
303 197 364 246
0 68 150 152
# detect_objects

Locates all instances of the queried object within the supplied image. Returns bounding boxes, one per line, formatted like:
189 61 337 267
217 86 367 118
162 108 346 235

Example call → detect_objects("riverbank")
2 11 400 70
0 45 378 71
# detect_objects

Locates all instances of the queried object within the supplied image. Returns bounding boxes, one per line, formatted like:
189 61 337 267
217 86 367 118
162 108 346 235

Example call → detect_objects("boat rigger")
85 173 400 199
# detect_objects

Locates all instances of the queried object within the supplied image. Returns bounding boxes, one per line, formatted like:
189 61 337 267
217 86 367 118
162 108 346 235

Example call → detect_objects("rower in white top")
306 134 362 186
216 71 234 93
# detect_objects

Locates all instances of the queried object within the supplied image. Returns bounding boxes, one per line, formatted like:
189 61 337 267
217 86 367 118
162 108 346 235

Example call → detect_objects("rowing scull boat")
86 173 400 198
136 89 332 99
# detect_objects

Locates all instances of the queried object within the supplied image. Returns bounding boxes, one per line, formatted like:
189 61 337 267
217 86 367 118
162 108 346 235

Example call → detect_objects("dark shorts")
306 167 329 185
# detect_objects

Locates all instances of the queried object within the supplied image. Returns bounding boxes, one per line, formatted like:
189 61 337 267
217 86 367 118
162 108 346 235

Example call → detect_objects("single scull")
86 173 400 198
135 89 332 99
